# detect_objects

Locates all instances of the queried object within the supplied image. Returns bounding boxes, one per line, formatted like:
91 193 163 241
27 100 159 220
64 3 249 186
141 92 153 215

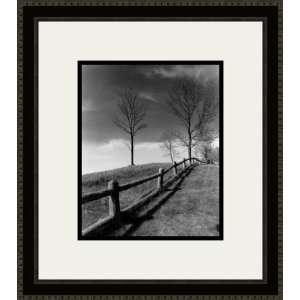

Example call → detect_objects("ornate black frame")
18 1 282 298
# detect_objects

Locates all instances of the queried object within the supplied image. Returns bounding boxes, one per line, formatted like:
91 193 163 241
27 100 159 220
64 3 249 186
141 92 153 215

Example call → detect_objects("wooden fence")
82 157 203 237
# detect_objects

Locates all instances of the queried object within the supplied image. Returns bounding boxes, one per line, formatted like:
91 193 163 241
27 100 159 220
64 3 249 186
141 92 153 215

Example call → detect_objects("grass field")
82 163 172 229
130 164 220 236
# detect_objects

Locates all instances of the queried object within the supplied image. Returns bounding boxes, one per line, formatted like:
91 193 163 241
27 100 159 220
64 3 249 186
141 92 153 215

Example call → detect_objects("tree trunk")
188 145 192 160
203 146 209 162
188 131 192 160
170 149 174 164
130 134 134 165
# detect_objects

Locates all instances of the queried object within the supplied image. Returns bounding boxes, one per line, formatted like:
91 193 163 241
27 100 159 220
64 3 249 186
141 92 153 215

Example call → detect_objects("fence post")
157 168 164 190
108 180 121 223
173 161 177 176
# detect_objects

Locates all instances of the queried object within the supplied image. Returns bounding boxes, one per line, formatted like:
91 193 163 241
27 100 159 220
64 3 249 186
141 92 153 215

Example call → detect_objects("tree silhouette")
166 77 203 160
159 131 178 164
113 88 148 166
195 79 219 143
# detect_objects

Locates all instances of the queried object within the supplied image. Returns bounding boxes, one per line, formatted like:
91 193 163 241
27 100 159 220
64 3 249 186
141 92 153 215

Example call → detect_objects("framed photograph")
79 60 223 240
18 1 282 298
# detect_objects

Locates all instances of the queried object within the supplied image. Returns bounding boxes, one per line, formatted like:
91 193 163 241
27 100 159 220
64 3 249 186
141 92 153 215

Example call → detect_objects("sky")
82 64 219 174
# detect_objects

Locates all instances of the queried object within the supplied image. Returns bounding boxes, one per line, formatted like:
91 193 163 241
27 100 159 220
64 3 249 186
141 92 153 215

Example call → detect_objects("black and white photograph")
16 2 282 297
79 62 222 239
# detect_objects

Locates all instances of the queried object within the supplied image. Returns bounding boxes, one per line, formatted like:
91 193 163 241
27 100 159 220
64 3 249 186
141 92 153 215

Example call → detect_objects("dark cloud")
82 64 219 145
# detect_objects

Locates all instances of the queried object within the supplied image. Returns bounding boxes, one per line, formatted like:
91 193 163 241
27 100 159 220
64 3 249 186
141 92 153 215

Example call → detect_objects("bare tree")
195 79 219 143
159 131 178 164
193 142 203 160
209 146 219 164
113 88 148 166
166 77 203 160
202 142 212 163
194 141 218 164
202 142 219 164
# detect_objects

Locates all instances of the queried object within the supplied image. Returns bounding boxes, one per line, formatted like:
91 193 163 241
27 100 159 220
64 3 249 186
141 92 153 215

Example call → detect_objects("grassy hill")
131 165 220 237
82 163 171 229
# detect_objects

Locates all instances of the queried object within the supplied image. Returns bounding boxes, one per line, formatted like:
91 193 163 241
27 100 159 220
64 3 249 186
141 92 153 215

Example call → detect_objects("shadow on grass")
122 166 195 237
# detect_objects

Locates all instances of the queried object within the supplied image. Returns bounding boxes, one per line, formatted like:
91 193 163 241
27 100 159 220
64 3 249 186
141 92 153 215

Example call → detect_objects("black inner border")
22 6 278 295
77 60 224 241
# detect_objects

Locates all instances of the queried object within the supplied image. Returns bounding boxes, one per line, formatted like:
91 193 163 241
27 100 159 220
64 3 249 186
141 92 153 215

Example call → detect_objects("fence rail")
120 172 160 192
81 157 204 236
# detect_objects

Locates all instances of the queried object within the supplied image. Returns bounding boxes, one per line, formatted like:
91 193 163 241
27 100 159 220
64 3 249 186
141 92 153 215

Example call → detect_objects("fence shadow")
122 166 195 237
82 158 202 238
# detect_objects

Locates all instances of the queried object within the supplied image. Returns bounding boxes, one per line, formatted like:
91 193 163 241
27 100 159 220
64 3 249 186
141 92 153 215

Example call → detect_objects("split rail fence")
82 157 203 237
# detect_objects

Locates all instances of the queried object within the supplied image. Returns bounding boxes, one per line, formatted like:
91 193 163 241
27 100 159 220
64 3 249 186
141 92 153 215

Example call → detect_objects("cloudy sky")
82 64 219 174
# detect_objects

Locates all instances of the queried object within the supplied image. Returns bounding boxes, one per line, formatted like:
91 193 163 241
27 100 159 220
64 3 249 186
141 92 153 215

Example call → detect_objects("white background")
39 21 262 280
0 0 299 298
